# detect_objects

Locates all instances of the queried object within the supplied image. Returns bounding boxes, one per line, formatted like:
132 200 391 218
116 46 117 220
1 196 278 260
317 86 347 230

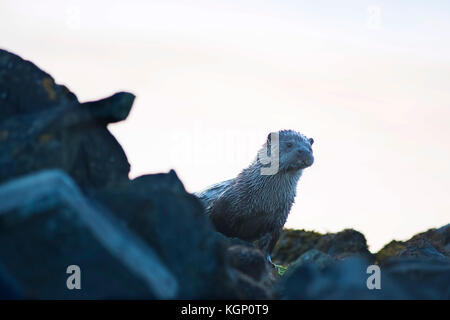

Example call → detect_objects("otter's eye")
286 142 293 148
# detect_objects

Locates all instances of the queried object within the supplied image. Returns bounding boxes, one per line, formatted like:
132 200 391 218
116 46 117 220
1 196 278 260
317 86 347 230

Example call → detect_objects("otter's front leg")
257 229 281 268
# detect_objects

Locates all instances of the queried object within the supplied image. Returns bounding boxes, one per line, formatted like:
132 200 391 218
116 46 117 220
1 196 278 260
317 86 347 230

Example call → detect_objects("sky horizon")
1 0 449 252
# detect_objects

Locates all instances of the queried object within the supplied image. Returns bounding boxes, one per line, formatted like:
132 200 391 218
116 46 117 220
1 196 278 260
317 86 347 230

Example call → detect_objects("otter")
195 130 314 265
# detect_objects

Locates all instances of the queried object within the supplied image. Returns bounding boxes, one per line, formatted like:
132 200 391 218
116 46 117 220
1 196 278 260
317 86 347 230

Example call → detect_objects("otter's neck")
238 160 302 211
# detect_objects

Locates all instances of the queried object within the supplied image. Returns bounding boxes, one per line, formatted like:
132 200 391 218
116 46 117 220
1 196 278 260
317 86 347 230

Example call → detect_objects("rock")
0 170 178 299
89 171 238 299
397 239 446 260
286 249 334 273
415 224 450 256
376 225 450 264
374 240 406 264
0 49 132 189
0 262 23 299
0 49 78 117
225 245 278 298
228 270 273 299
315 229 375 262
226 245 270 282
276 257 410 299
382 257 450 299
0 49 249 299
437 224 450 255
272 229 375 266
271 229 322 265
276 230 450 300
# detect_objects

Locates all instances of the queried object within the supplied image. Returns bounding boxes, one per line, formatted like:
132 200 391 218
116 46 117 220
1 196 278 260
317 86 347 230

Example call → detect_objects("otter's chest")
250 196 294 229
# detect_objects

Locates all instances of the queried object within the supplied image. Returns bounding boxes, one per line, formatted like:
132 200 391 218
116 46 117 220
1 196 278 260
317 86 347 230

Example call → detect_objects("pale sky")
1 0 449 251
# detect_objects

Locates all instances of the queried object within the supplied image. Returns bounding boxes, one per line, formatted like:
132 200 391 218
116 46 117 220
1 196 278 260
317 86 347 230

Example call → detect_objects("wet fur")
195 130 314 255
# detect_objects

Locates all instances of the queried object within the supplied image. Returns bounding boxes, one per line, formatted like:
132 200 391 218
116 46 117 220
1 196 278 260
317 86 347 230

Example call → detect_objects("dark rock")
276 257 410 299
0 49 78 117
415 224 450 256
276 230 450 300
315 229 375 263
397 239 446 260
437 224 450 255
225 244 278 298
228 270 272 299
272 229 375 266
286 249 334 273
271 229 322 265
376 224 450 264
89 170 237 299
375 240 406 264
383 257 450 299
374 232 450 298
0 49 247 299
0 262 23 299
226 245 268 282
0 170 177 299
0 49 132 189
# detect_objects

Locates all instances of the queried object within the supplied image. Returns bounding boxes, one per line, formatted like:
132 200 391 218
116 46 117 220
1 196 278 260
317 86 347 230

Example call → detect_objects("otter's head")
260 129 314 173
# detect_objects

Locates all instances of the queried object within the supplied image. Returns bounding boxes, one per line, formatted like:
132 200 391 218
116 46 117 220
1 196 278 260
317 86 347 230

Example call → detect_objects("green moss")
272 228 323 265
276 264 288 276
375 240 406 264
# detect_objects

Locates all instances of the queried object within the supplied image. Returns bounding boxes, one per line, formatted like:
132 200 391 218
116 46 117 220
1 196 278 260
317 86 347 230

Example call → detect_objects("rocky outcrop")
88 172 236 299
0 170 177 299
276 251 450 299
226 245 278 299
276 257 407 299
0 49 132 189
286 249 334 272
272 228 375 266
0 49 270 299
376 224 450 264
272 226 450 299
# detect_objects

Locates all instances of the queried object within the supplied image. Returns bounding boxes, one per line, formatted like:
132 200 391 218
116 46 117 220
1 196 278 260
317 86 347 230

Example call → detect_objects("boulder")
275 228 450 300
0 170 177 299
276 257 409 299
226 245 278 298
0 48 78 117
0 262 23 299
88 171 239 299
226 245 268 282
0 49 132 189
382 257 450 299
286 249 334 273
272 229 375 266
376 224 450 264
227 270 272 299
271 229 322 265
0 49 253 299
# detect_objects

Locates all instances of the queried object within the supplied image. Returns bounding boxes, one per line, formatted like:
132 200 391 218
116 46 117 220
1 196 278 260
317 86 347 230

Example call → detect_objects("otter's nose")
296 148 314 167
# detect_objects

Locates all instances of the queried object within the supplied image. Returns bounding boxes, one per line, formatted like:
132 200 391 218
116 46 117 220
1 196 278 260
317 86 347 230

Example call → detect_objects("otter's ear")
308 138 314 145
